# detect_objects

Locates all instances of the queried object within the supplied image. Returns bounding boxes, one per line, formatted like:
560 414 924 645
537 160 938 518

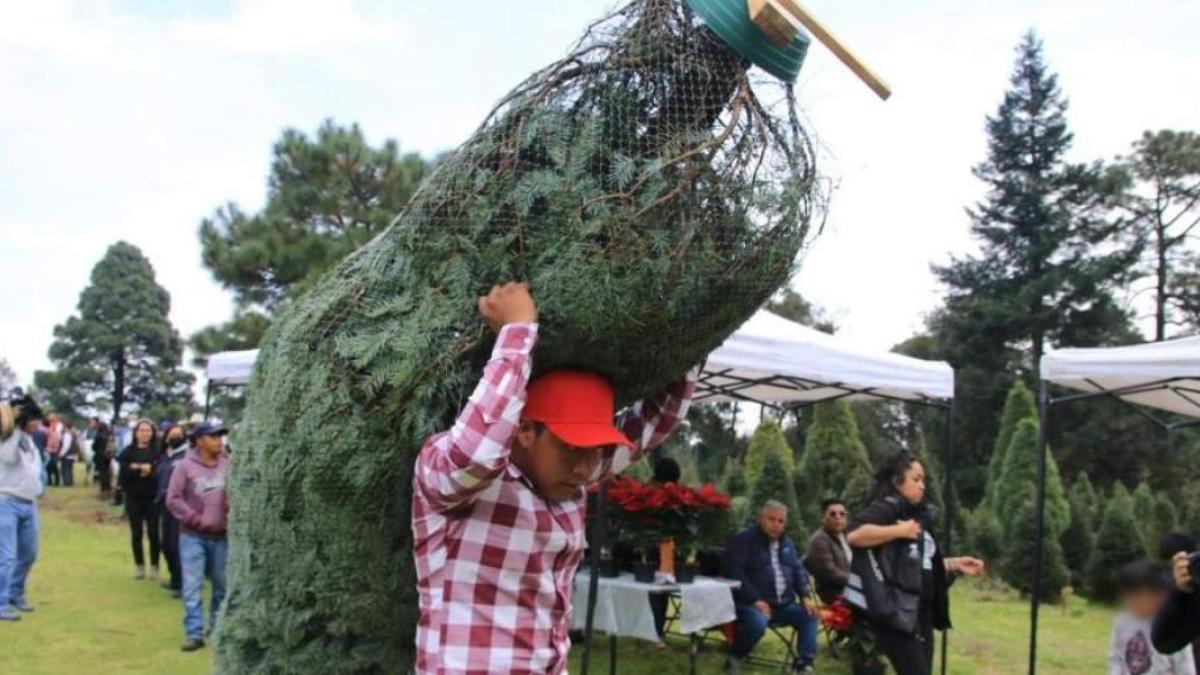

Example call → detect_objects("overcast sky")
2 0 1197 389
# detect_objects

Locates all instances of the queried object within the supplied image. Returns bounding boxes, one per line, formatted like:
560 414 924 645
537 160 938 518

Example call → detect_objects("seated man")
723 501 818 674
805 498 851 604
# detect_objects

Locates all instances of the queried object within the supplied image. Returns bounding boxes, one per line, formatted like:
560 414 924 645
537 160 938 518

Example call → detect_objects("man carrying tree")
411 282 696 674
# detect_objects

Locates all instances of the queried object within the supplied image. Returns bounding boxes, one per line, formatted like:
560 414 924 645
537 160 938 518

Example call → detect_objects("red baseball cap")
522 370 634 450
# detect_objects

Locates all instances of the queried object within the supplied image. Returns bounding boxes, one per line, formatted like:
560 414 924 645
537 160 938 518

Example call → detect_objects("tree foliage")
984 380 1037 506
1116 130 1200 340
743 418 796 490
1002 492 1070 600
199 120 432 312
750 440 804 544
798 401 872 515
1086 484 1146 602
924 32 1140 506
995 419 1069 539
33 242 194 425
1061 490 1095 583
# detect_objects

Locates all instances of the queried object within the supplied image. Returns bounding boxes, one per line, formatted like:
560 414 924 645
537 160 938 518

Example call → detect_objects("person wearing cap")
411 282 697 674
0 397 46 621
165 420 230 652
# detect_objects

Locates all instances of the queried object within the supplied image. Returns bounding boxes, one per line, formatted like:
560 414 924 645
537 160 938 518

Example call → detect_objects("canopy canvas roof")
1040 335 1200 420
696 309 954 407
202 310 956 406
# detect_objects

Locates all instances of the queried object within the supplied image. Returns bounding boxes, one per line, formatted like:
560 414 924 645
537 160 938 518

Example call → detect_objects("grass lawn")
7 480 1116 674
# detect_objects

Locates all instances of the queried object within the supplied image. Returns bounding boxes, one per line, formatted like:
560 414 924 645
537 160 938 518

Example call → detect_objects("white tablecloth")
571 571 738 643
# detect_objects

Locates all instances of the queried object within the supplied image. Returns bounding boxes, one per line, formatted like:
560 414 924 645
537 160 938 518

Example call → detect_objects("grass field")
5 480 1116 674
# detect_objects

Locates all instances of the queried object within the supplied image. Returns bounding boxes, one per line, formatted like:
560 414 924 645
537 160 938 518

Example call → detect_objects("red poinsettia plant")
819 598 879 664
599 476 731 561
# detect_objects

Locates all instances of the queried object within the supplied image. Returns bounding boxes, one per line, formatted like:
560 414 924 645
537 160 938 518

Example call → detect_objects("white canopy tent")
202 349 258 417
1040 336 1200 421
697 309 954 407
1027 336 1200 674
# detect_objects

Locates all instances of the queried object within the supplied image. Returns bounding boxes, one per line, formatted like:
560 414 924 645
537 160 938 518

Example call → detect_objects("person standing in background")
156 425 188 597
119 420 160 580
166 422 230 652
90 419 112 498
43 415 61 488
58 420 76 487
0 397 46 622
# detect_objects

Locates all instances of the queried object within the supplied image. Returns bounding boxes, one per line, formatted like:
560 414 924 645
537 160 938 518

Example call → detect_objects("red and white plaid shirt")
412 323 695 674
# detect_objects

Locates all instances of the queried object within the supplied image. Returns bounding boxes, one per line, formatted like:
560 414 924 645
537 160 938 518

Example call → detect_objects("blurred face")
195 433 224 455
1122 587 1167 620
896 461 926 505
134 422 154 448
759 506 787 541
512 421 604 503
823 503 848 534
22 419 41 434
165 427 185 445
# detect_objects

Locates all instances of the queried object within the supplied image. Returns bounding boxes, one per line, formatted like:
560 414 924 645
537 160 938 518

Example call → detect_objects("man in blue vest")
723 500 818 674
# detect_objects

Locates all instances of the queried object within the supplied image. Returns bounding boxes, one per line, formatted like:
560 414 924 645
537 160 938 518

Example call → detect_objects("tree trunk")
1155 219 1167 342
111 349 125 428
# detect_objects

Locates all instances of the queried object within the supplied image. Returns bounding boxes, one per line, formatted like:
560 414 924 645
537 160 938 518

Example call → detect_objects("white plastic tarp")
205 349 259 386
698 310 954 405
1040 336 1200 419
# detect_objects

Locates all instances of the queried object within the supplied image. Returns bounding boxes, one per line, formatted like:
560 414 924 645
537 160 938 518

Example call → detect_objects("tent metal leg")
582 480 606 675
204 383 213 419
1028 380 1050 675
941 400 954 675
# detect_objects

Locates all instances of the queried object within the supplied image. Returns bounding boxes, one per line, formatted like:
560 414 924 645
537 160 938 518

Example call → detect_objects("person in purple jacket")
165 421 229 652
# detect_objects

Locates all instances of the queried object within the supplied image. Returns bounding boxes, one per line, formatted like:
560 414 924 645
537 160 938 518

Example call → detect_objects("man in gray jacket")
0 397 45 622
805 498 851 605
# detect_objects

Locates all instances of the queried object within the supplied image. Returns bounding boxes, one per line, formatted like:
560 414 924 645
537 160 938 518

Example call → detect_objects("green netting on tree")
214 1 819 672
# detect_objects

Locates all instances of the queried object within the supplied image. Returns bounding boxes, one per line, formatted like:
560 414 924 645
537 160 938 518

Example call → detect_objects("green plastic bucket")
685 0 811 83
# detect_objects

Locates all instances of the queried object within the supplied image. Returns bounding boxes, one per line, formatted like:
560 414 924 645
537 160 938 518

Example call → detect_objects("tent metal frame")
581 375 957 675
1028 377 1200 674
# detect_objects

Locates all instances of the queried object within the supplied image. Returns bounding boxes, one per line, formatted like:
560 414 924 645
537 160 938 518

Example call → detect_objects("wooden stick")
747 0 798 47
775 0 892 100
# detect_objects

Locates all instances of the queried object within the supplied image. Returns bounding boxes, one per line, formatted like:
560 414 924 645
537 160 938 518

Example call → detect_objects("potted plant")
820 599 884 675
662 482 731 583
603 477 668 582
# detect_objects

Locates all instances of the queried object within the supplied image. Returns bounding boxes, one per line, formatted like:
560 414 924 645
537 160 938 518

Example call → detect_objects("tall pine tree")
798 401 873 515
34 242 194 424
984 380 1037 507
749 441 804 544
1003 491 1070 599
933 31 1136 381
1086 484 1146 602
995 419 1070 539
743 418 796 489
927 32 1139 505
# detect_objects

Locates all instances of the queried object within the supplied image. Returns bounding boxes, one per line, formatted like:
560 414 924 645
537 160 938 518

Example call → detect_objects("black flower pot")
597 558 620 578
632 560 656 583
674 560 698 584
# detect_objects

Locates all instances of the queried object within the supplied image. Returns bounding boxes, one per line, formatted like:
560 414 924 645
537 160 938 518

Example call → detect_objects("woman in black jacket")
846 452 985 675
119 419 161 580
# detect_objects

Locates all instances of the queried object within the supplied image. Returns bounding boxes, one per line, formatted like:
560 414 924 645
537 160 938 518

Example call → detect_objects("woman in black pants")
155 424 188 594
847 452 986 675
119 419 161 580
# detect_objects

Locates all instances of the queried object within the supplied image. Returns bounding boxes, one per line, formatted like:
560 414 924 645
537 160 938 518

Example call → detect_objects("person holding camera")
846 451 985 675
1152 548 1200 660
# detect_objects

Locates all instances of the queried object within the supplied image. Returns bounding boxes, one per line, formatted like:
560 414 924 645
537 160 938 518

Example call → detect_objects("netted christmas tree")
214 1 820 672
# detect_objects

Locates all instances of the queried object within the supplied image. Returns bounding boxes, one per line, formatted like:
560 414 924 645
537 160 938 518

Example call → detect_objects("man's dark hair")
820 498 846 514
653 457 681 484
1158 532 1197 562
1118 560 1171 593
13 396 44 428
